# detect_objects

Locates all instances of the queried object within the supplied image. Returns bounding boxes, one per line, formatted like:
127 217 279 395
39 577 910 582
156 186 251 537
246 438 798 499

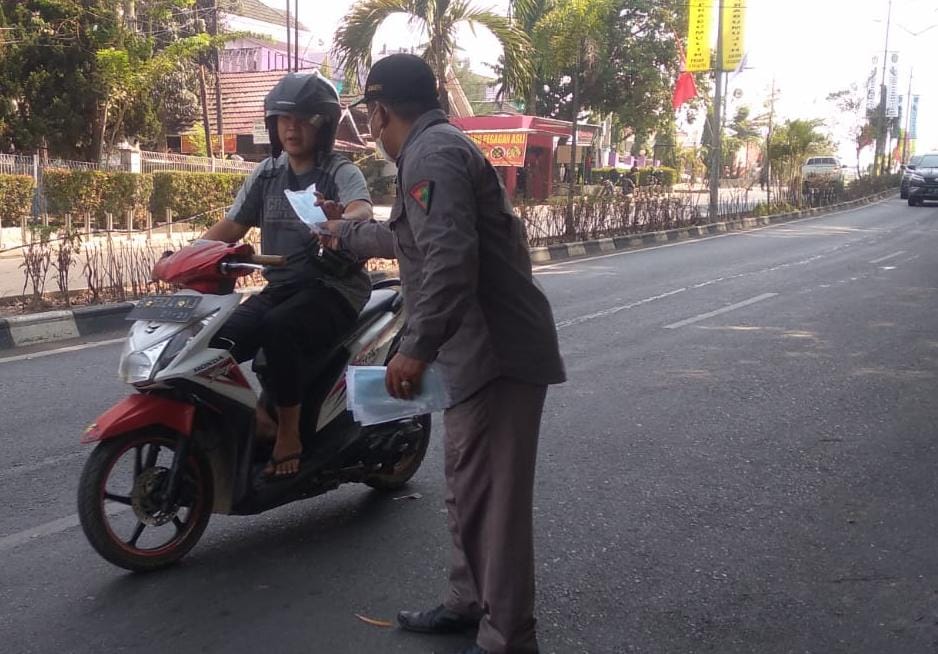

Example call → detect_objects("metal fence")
0 150 256 179
0 153 35 177
141 150 256 174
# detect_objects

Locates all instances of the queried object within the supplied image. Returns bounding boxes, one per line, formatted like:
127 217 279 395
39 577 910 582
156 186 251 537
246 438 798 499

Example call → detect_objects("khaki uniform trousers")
442 377 547 654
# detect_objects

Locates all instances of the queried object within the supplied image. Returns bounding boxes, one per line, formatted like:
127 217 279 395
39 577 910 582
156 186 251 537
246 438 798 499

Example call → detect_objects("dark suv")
900 155 924 199
907 153 938 207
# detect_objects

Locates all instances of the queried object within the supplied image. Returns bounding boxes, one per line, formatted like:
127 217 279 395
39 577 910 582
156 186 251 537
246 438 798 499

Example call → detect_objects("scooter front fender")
82 394 195 444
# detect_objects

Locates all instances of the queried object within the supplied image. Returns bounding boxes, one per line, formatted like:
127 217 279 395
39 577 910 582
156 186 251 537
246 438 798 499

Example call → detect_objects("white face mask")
370 106 396 163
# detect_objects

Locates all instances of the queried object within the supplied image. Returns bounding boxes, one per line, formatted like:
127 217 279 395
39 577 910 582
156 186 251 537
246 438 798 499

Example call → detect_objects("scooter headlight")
119 310 219 385
119 340 170 384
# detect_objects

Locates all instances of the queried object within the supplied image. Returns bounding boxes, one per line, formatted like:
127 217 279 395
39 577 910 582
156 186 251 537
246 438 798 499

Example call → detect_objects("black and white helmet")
264 71 341 158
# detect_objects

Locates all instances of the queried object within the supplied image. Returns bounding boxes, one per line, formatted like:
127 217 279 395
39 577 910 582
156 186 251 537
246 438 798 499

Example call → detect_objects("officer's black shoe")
396 604 481 634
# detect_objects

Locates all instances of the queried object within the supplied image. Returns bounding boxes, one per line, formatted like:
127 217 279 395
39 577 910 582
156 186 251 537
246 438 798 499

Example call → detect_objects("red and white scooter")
77 241 429 572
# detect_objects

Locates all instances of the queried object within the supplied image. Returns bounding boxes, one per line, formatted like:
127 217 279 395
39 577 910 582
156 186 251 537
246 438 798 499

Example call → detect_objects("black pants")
213 283 358 406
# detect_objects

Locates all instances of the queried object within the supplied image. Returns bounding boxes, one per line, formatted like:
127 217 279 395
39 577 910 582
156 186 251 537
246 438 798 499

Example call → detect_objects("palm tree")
768 118 832 199
332 0 533 115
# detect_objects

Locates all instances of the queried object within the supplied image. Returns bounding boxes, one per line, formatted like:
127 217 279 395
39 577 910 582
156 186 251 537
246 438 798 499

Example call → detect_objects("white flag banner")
886 53 900 118
910 95 920 140
865 57 878 111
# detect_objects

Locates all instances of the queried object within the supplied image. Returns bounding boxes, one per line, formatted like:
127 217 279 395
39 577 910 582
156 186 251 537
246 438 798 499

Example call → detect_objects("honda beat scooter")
77 241 429 572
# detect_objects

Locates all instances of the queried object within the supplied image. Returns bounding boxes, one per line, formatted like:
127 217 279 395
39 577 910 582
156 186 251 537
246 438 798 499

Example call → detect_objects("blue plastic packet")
284 184 327 231
346 365 449 426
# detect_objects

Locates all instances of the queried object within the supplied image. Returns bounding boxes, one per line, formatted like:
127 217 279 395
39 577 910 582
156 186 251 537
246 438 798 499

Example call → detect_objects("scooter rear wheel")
365 415 431 491
77 429 213 572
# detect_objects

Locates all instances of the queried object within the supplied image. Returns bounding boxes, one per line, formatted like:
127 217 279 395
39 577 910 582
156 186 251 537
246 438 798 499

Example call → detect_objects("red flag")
672 72 698 110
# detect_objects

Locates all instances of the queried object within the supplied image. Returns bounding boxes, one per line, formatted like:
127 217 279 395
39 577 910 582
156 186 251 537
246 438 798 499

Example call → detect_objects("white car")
802 156 845 191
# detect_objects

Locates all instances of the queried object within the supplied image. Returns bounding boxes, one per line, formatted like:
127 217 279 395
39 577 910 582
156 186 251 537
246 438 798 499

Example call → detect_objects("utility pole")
708 0 725 220
876 0 892 176
198 65 214 159
285 0 292 72
211 0 224 158
196 1 213 158
294 0 300 70
901 68 913 165
766 77 775 206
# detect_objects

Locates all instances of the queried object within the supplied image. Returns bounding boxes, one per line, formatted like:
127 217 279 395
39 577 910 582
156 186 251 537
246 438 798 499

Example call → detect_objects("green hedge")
102 172 153 217
0 174 35 225
150 171 247 221
42 169 247 224
42 169 152 219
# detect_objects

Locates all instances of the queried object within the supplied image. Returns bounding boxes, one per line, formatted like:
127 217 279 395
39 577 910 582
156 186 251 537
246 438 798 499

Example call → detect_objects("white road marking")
0 337 124 365
869 250 906 264
555 288 687 330
0 505 132 553
664 293 779 330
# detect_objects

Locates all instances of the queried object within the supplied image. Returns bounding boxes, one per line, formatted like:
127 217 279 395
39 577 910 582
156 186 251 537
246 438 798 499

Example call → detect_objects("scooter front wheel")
77 429 213 572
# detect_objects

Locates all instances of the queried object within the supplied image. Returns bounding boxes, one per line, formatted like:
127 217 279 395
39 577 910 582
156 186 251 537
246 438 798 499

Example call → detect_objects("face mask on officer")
369 104 396 163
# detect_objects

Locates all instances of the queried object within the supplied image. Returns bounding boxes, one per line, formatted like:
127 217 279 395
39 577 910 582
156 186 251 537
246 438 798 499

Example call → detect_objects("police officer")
203 71 373 478
320 54 565 654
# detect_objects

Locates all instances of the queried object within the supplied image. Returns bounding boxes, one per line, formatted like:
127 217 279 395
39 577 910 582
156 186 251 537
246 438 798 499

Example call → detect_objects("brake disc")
131 467 178 526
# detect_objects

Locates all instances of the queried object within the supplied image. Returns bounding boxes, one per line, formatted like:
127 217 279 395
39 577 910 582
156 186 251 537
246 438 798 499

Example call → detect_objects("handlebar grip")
249 254 286 266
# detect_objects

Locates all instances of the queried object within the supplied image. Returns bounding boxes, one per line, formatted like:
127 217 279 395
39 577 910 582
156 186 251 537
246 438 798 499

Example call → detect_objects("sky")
283 0 938 163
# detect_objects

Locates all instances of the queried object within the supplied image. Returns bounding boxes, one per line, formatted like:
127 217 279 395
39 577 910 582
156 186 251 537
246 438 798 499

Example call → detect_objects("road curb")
0 193 896 352
0 272 393 352
528 190 897 264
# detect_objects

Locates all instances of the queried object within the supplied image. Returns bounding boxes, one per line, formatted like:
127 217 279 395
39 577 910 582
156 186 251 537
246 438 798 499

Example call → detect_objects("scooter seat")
358 288 399 326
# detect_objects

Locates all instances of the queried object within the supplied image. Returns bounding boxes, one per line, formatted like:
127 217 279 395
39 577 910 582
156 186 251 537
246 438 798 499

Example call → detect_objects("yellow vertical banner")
721 0 746 71
685 0 713 72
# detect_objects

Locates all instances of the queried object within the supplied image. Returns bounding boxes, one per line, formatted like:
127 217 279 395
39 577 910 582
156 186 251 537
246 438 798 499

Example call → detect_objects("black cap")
353 54 439 107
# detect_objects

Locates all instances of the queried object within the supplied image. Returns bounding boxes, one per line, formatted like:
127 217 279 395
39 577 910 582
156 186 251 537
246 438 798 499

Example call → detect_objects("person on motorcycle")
202 71 373 478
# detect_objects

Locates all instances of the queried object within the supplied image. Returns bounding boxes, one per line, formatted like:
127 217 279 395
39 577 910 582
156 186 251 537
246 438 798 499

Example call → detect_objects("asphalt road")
1 196 937 653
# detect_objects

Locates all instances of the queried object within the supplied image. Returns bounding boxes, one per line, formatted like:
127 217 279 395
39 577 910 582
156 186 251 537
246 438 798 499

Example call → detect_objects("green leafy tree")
768 118 832 191
332 0 533 115
530 0 688 156
729 106 764 142
507 0 553 112
533 0 612 121
0 0 213 158
0 0 121 159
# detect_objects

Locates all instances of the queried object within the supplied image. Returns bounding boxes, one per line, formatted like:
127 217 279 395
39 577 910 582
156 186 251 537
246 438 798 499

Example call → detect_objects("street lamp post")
901 68 913 165
875 0 892 176
708 0 725 220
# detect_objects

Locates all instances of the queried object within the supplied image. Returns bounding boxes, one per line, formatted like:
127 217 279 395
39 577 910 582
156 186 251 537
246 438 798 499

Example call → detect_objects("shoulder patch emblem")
408 180 434 212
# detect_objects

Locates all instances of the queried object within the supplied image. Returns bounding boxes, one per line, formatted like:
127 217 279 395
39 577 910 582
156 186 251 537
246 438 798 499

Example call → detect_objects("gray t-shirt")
227 152 372 312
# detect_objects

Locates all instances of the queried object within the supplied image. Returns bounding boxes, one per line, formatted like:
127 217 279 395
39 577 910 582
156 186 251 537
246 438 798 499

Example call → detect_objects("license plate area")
127 295 202 322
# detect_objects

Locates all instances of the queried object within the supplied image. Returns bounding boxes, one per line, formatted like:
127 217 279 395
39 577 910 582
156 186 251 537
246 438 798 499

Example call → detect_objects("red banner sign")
467 132 528 167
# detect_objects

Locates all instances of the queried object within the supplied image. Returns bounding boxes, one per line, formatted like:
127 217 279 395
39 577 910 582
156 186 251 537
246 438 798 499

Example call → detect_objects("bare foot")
264 430 302 477
255 402 278 441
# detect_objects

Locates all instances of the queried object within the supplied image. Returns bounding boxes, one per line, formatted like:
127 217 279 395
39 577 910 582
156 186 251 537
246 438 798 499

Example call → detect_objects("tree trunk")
106 102 129 157
210 0 224 156
435 51 450 115
527 81 537 117
198 63 214 158
92 101 110 163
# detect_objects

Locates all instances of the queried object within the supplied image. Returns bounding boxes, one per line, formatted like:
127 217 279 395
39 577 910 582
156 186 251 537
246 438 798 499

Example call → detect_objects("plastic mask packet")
284 183 327 231
346 365 449 426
